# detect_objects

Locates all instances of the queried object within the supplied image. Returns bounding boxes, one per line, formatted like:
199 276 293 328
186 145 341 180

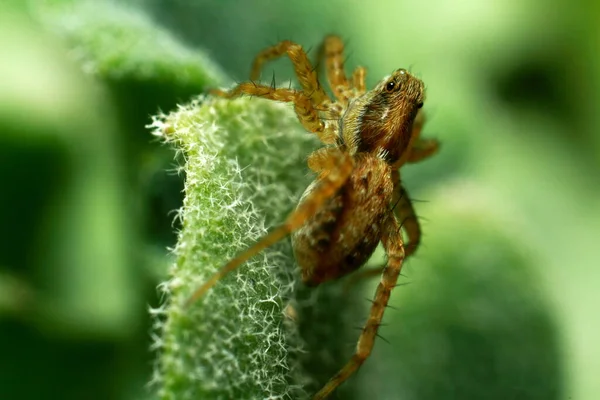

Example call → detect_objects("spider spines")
375 332 391 345
342 35 352 48
390 196 403 213
270 70 277 90
364 297 378 306
310 61 320 74
408 197 429 203
399 216 411 230
343 51 354 65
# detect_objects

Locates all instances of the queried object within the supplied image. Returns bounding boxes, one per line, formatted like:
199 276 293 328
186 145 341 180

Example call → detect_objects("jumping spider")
186 35 439 399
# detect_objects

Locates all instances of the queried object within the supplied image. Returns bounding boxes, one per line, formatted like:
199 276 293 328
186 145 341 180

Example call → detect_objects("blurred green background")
1 0 598 399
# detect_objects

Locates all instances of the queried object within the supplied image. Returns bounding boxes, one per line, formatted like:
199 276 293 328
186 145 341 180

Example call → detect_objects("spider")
186 35 439 399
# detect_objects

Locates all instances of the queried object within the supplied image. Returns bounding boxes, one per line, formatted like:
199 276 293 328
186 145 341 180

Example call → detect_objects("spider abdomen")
292 154 394 286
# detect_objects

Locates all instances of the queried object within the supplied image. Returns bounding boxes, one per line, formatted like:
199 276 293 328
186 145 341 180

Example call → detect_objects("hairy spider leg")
248 38 367 143
307 147 348 173
317 35 368 105
185 150 354 307
320 35 351 103
313 213 405 399
406 138 440 163
249 40 329 107
211 85 337 144
393 182 421 256
351 66 367 94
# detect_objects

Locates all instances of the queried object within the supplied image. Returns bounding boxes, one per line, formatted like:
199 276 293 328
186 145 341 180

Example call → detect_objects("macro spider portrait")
186 35 439 399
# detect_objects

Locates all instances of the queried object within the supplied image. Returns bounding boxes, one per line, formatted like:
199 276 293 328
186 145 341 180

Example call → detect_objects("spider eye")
385 81 396 92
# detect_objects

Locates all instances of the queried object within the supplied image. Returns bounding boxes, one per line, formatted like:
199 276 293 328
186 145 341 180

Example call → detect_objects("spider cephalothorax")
342 69 425 164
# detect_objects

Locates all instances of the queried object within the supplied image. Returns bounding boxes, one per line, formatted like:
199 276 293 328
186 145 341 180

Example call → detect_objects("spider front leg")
395 110 440 167
319 35 350 102
185 149 353 306
212 84 337 144
318 35 368 104
249 40 329 107
406 137 440 163
351 66 367 94
314 213 405 399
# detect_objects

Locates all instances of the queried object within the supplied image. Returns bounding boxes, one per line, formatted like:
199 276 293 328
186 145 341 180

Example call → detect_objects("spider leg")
212 84 337 144
249 40 329 107
319 37 367 102
185 150 354 306
313 212 405 399
307 147 346 173
319 35 355 105
406 138 440 163
351 66 367 95
343 172 420 287
392 173 421 257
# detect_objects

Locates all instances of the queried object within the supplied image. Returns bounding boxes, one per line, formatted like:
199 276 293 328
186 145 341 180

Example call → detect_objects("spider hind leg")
313 213 405 399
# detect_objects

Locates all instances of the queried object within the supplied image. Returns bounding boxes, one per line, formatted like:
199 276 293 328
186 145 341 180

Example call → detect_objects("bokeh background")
1 0 599 399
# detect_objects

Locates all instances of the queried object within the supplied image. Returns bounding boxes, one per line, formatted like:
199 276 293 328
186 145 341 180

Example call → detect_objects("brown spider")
186 35 439 399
